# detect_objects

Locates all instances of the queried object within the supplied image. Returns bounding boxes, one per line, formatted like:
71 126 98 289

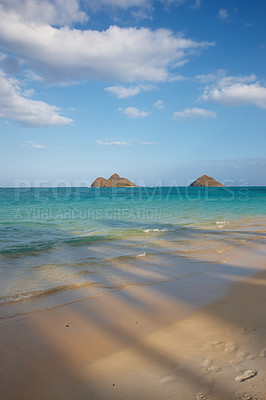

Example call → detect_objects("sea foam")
143 228 167 233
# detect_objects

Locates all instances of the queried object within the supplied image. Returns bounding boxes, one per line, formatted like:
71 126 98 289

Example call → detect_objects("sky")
0 0 266 187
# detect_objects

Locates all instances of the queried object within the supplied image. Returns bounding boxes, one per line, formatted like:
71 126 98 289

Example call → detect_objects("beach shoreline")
1 242 266 400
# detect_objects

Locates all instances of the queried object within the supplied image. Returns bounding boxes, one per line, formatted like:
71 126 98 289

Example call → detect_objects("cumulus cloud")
85 0 187 12
196 69 227 84
24 141 47 149
96 139 131 146
197 71 257 86
203 83 266 109
0 0 203 26
160 0 186 7
85 0 150 11
118 107 150 118
0 8 213 84
199 72 266 109
192 0 201 9
153 100 164 110
168 74 185 81
0 69 72 127
173 107 216 121
218 8 229 20
0 0 87 25
105 84 154 98
0 54 23 74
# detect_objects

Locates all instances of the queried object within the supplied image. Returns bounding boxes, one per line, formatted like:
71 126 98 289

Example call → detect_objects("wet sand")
0 244 266 400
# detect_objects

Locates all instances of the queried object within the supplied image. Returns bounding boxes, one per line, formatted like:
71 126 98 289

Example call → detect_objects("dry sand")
0 244 266 400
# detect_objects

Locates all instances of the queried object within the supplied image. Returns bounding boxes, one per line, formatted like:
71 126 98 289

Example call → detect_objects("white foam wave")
216 221 227 228
136 252 146 257
143 228 167 233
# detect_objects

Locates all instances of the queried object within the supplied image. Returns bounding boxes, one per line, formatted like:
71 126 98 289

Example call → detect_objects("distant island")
91 173 137 187
190 174 225 187
91 173 224 188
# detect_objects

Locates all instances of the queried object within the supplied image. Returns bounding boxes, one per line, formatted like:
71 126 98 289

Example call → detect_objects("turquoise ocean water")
0 186 266 318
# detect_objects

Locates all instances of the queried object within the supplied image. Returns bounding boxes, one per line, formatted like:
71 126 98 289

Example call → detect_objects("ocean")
0 186 266 318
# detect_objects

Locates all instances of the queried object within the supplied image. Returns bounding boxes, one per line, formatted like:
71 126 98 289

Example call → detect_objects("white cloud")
96 139 131 146
24 69 43 82
160 0 186 7
203 83 266 109
192 0 201 9
217 75 257 87
0 8 214 84
173 107 216 121
0 69 72 127
218 8 229 20
197 71 257 86
244 22 253 28
105 84 154 98
118 107 150 118
142 141 158 144
196 69 227 84
168 74 185 82
0 0 200 26
200 73 266 109
153 100 164 110
24 141 47 149
85 0 186 12
0 54 23 74
0 0 87 25
130 7 153 21
86 0 150 11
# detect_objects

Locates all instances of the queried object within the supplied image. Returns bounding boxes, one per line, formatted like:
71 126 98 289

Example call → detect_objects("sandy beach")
1 0 265 397
0 243 266 400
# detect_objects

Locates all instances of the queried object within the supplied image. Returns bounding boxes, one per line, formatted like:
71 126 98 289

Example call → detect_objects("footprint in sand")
207 365 222 372
211 340 224 349
202 343 213 351
199 358 221 372
196 394 207 400
235 392 260 400
259 348 266 357
199 358 212 368
210 340 238 353
231 350 251 367
224 342 238 353
161 375 177 384
235 392 255 400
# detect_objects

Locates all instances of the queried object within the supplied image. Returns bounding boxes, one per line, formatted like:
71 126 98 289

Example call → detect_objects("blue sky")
0 0 265 186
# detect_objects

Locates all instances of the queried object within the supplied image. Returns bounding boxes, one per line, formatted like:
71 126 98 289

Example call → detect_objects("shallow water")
0 186 266 318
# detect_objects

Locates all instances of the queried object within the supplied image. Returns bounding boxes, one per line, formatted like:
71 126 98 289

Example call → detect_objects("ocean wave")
215 221 227 228
0 282 94 305
64 234 117 246
136 252 146 257
0 243 56 256
0 233 119 256
142 228 167 233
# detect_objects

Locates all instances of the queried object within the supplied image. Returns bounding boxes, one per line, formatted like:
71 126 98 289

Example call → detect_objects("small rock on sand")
235 370 257 382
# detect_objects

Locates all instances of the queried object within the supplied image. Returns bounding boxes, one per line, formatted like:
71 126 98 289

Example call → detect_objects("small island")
91 173 137 187
190 174 225 187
